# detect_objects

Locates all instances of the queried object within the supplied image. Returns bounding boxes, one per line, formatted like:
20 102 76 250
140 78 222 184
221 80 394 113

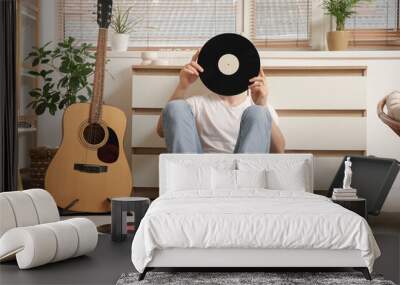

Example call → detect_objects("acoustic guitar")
45 0 132 213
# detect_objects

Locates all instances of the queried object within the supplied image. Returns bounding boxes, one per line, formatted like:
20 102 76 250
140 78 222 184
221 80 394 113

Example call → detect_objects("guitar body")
45 103 132 212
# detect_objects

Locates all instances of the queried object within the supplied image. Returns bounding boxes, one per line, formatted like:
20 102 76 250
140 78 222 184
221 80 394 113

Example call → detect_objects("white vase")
111 33 129 52
151 59 169 65
141 51 158 65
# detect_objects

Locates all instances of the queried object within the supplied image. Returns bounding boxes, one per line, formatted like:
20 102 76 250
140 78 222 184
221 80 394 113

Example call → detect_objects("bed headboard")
159 154 313 195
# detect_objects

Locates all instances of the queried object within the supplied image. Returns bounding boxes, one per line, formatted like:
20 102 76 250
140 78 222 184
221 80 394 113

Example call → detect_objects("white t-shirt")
185 93 279 153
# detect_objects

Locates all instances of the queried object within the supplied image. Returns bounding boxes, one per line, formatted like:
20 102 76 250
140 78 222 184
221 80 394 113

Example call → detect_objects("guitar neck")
89 28 108 123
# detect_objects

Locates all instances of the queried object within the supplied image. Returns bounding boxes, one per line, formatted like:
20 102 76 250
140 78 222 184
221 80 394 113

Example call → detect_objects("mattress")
131 190 380 273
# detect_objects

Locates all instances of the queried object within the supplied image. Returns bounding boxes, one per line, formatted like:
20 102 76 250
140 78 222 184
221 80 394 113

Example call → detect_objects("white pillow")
167 163 212 191
212 168 237 190
237 158 310 192
266 163 307 191
237 169 267 189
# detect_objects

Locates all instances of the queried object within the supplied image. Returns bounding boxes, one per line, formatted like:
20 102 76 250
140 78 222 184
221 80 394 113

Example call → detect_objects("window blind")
59 0 237 48
60 0 98 44
249 0 312 48
345 0 400 47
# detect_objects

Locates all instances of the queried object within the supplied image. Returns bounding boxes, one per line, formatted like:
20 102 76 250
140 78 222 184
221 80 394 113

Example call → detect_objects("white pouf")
42 221 79 262
0 189 60 235
0 196 17 237
386 91 400 121
0 218 98 269
1 191 40 227
24 188 60 224
0 189 98 269
64 218 98 257
0 226 57 268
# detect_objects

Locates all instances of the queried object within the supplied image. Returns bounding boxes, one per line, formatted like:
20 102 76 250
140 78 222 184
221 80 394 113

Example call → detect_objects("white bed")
131 154 380 280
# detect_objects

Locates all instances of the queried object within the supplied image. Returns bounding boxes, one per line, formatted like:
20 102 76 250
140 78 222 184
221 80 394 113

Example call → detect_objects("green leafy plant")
111 6 142 34
25 37 96 115
322 0 366 31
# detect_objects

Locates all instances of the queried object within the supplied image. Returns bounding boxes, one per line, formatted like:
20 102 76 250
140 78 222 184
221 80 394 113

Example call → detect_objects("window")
59 0 237 48
129 0 237 47
345 0 400 47
249 0 312 48
60 0 98 45
59 0 400 50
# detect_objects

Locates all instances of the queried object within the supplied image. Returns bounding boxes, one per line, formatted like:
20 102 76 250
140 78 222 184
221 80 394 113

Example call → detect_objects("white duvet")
131 190 380 273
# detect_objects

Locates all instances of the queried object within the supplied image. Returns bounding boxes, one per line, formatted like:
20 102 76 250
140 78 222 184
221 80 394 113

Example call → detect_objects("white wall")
37 0 63 148
39 1 400 211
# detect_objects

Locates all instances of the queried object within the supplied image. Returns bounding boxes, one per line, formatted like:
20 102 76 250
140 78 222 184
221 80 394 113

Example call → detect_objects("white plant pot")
111 33 129 52
141 51 158 65
152 59 169 65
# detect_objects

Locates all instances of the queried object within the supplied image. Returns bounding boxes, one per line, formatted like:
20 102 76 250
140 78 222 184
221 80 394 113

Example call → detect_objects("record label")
198 33 260 96
218 54 239 75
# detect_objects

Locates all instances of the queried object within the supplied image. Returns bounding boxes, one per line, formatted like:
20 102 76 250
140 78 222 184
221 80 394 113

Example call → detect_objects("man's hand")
249 68 268 106
178 50 204 90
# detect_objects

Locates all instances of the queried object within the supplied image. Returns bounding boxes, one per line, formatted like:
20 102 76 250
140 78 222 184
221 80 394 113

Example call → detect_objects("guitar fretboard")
89 28 108 123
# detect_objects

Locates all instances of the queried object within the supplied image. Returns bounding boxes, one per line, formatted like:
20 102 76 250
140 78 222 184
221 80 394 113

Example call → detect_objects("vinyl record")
198 33 260 96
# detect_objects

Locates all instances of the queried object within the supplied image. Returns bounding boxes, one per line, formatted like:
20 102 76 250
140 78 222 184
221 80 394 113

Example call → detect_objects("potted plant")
24 37 97 187
25 37 96 115
111 6 142 52
24 37 96 115
322 0 364 51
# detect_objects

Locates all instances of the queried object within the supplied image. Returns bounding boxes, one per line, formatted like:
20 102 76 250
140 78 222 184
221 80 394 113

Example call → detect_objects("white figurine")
343 157 353 189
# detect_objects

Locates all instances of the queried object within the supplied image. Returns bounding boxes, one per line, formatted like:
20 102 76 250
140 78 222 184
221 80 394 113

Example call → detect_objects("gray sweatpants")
162 100 272 153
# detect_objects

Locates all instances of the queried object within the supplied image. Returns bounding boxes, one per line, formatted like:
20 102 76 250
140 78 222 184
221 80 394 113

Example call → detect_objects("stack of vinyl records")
332 188 358 200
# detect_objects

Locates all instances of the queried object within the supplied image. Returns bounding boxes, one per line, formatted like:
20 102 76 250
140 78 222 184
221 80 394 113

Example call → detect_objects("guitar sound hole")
83 123 105 145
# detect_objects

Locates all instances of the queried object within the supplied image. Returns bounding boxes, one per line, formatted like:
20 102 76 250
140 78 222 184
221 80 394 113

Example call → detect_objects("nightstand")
331 197 367 220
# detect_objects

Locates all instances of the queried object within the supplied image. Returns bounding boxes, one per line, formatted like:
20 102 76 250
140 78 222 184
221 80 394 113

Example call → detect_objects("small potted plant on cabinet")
111 6 142 52
323 0 364 51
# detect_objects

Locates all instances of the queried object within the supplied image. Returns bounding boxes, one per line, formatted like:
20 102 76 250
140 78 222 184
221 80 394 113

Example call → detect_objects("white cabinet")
131 65 367 196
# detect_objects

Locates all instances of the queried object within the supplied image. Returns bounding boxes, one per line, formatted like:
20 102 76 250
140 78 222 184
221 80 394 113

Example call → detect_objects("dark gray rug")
116 272 396 285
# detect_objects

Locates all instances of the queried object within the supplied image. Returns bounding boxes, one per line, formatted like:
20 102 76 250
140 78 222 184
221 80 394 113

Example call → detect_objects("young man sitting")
156 51 285 154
